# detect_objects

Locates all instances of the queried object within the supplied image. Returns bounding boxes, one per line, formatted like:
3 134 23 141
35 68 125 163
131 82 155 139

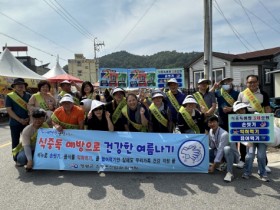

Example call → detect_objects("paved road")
0 123 279 209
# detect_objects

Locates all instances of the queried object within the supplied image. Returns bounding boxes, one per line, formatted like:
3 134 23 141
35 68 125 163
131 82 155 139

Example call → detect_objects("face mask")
222 84 231 90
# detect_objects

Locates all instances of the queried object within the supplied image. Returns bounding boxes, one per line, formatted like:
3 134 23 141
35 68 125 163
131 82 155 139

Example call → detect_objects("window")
77 70 82 76
85 66 88 69
193 71 204 87
212 68 224 83
264 69 271 84
77 61 81 66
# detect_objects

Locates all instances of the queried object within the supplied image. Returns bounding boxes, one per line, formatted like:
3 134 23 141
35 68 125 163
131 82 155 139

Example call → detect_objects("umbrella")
47 73 83 83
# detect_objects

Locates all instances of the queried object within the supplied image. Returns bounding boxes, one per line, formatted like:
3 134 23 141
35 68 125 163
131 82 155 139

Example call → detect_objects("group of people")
5 75 276 182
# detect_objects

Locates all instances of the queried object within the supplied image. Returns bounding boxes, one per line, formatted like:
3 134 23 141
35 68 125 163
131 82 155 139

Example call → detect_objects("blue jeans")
16 150 28 166
244 143 267 177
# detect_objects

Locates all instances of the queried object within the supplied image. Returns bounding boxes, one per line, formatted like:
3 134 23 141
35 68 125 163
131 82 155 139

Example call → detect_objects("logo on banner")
178 140 205 167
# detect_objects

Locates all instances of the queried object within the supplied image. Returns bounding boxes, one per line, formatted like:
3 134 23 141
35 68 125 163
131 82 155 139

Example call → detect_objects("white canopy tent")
43 59 67 78
0 48 44 80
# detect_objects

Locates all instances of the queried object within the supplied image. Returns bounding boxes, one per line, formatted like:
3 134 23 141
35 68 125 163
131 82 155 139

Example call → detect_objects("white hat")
221 77 233 83
60 80 71 86
152 93 164 99
90 100 105 112
167 78 178 85
182 95 197 105
80 98 92 113
60 94 74 104
233 101 249 112
112 87 125 95
198 78 211 85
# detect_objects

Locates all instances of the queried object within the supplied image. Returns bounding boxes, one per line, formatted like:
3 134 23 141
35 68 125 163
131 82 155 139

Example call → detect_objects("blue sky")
0 0 279 68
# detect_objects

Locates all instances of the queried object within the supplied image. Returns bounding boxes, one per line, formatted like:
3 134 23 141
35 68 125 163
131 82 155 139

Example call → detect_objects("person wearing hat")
105 87 127 131
57 80 80 106
165 78 186 126
237 75 272 173
148 92 173 133
210 77 239 131
208 115 240 183
87 100 114 131
121 93 149 132
51 94 85 132
12 109 49 170
177 95 205 134
193 79 216 120
5 78 31 159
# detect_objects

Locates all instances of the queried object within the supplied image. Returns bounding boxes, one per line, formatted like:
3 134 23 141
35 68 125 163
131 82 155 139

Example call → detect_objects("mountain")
99 50 202 69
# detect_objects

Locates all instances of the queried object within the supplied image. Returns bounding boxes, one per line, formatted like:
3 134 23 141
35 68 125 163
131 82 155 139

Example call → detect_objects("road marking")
0 142 11 148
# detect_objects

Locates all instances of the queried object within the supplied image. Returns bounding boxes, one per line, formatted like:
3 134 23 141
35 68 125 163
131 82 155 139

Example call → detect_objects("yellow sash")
193 92 209 111
166 90 180 111
12 122 49 157
112 98 126 124
7 92 28 111
34 92 49 110
179 106 200 134
243 88 264 113
221 88 235 106
59 91 80 105
149 103 168 127
121 105 147 132
51 113 80 129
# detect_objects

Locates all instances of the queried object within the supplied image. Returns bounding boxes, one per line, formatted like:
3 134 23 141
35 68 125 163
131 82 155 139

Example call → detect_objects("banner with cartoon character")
99 68 128 88
33 129 209 172
128 68 156 88
229 113 274 143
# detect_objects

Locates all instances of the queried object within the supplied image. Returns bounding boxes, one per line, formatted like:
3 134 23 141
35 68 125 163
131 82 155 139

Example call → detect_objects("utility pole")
94 38 105 83
204 0 212 83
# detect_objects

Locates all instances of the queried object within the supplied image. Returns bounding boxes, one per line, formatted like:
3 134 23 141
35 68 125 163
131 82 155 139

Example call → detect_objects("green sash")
221 88 235 106
7 92 28 111
34 92 49 110
179 106 200 134
51 113 80 129
59 91 80 105
112 98 126 124
149 103 168 127
12 122 49 157
166 90 180 111
243 88 264 113
121 105 147 132
193 92 209 111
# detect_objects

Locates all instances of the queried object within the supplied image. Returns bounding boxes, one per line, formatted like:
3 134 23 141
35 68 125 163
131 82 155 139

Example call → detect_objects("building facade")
68 54 98 83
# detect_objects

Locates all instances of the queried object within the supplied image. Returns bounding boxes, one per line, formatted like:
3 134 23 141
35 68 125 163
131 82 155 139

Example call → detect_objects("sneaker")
260 176 270 182
224 172 234 182
265 166 271 173
236 161 245 169
216 162 227 172
242 173 250 180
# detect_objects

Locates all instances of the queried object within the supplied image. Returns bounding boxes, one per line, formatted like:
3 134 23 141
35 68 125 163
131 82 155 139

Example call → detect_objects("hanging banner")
157 68 185 88
229 113 274 143
128 68 156 88
33 129 209 173
99 68 128 88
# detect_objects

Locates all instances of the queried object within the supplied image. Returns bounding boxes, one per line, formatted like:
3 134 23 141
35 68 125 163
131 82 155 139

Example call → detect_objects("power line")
0 31 67 61
114 0 157 51
0 11 75 54
43 0 94 41
236 0 265 49
257 0 280 26
213 0 254 51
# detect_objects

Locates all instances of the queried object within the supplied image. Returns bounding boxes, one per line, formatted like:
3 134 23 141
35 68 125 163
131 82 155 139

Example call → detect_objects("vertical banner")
229 113 274 143
128 68 156 88
99 68 128 88
157 68 185 88
33 129 209 173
